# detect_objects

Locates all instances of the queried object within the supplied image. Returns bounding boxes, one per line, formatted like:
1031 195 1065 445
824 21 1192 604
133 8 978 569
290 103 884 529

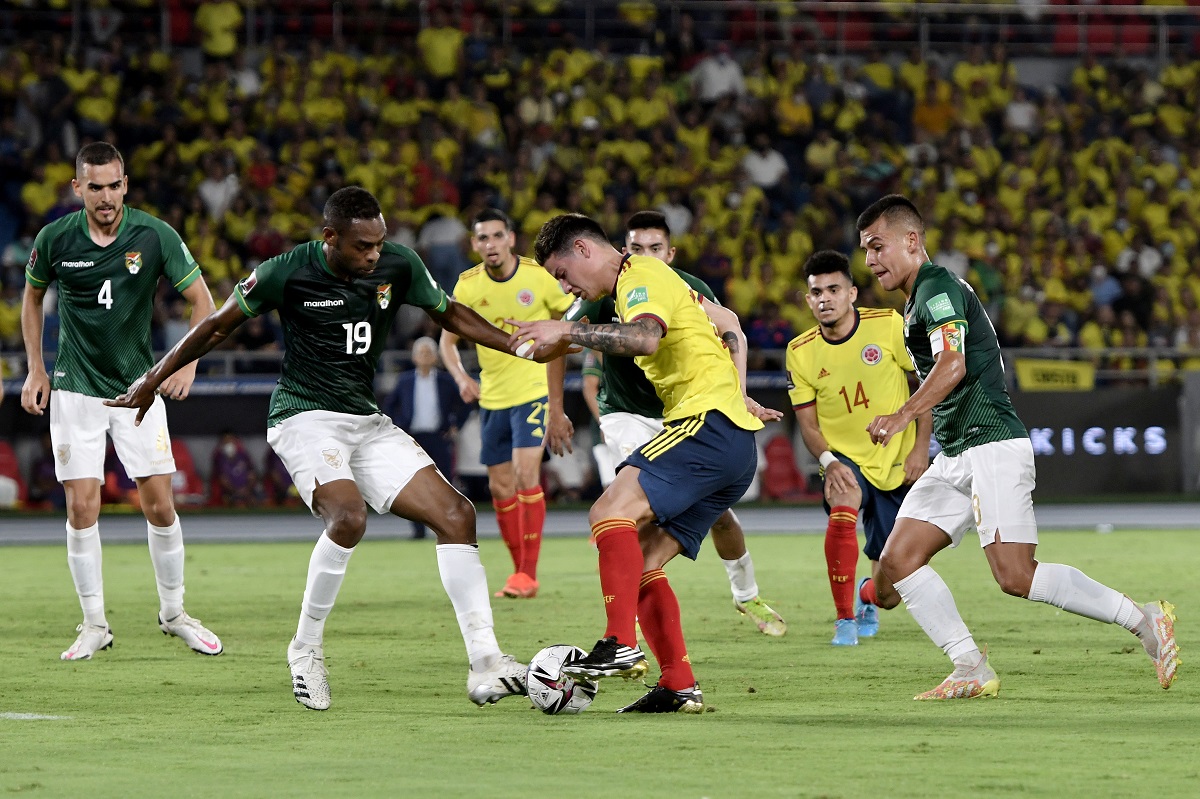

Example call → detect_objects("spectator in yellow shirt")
417 7 465 88
194 0 242 62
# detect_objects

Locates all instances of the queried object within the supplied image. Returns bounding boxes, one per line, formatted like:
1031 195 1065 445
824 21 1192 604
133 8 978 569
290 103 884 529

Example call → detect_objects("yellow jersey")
615 255 762 431
452 256 574 410
786 308 916 490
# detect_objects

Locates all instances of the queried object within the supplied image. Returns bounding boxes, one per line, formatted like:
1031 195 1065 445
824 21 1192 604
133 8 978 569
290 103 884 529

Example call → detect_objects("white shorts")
897 437 1038 549
266 410 434 516
597 412 664 485
50 390 176 482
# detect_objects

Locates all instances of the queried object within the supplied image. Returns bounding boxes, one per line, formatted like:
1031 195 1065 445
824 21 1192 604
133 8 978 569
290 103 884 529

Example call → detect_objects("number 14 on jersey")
838 381 870 414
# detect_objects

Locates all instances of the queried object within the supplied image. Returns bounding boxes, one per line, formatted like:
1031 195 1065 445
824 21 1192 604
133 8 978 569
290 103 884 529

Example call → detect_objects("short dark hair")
533 213 610 265
626 210 670 239
804 250 852 282
323 186 381 231
856 194 925 235
76 142 123 175
472 208 513 231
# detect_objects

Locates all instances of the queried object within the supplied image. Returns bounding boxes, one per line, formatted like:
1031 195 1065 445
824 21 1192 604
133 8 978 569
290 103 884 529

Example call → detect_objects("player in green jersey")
21 142 223 661
109 187 549 710
548 211 786 636
857 194 1179 698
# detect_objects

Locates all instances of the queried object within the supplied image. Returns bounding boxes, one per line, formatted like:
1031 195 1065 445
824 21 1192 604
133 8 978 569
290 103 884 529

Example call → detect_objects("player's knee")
514 466 540 492
66 495 101 528
437 494 476 543
879 548 916 585
994 568 1033 599
826 485 861 510
328 503 368 539
140 495 175 527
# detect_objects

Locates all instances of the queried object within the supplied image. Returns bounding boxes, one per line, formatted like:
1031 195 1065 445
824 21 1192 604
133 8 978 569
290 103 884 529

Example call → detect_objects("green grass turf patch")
0 530 1196 798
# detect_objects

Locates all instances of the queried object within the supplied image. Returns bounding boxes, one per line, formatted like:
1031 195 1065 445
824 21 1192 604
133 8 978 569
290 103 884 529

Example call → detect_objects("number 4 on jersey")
838 381 869 414
98 279 113 309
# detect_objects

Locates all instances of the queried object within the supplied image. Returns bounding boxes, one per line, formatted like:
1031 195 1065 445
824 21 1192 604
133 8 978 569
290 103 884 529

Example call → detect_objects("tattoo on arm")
567 318 661 356
721 331 739 353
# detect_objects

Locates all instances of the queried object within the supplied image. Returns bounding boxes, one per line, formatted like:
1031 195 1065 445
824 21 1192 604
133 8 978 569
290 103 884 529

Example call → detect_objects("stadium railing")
6 1 1199 63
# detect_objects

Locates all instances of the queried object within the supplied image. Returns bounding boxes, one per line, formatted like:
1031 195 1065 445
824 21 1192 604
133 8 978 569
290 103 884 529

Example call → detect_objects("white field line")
0 712 73 720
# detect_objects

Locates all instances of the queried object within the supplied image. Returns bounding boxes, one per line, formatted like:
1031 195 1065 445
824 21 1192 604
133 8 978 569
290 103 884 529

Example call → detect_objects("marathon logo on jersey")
516 289 534 307
925 293 956 322
239 270 258 295
321 448 344 469
376 283 392 310
125 251 142 274
861 344 882 365
625 286 649 308
304 299 344 308
61 260 95 269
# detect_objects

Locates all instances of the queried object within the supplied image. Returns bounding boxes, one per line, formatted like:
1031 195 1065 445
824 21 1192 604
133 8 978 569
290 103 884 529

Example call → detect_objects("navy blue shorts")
822 454 909 561
479 397 547 466
623 411 757 560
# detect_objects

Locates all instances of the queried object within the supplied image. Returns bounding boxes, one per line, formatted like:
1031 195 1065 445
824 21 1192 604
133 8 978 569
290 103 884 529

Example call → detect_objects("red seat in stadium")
1121 19 1153 55
1052 14 1081 55
171 439 206 507
761 435 808 502
0 439 27 505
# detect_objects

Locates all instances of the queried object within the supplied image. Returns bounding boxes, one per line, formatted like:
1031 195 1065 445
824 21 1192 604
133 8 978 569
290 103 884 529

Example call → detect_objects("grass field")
0 528 1196 798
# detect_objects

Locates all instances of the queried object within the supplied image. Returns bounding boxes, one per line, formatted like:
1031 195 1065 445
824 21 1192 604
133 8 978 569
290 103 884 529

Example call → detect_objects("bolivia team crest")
322 448 344 469
861 344 882 365
56 444 70 465
377 283 392 309
517 289 534 306
125 251 142 274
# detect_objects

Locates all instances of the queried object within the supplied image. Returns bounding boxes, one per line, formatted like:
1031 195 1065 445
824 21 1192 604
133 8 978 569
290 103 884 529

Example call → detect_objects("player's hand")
546 409 574 456
824 460 857 496
20 369 51 416
455 376 481 404
867 409 910 446
506 319 580 363
104 374 158 426
745 395 784 422
157 362 197 401
903 445 930 485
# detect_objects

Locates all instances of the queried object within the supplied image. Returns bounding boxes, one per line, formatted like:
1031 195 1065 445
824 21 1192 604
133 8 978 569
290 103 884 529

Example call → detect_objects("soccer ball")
525 645 599 715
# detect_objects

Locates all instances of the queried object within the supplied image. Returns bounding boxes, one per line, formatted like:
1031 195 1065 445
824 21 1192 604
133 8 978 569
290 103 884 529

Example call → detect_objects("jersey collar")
315 240 338 279
79 204 129 246
485 253 520 283
612 253 631 297
820 308 860 345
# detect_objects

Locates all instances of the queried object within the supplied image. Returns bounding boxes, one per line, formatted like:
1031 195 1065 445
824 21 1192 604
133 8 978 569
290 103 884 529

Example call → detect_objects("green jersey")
234 240 448 426
565 266 716 419
903 261 1026 456
25 207 202 399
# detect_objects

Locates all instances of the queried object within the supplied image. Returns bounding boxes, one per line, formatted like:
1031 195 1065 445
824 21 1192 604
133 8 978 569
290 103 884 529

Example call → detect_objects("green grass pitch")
0 529 1196 798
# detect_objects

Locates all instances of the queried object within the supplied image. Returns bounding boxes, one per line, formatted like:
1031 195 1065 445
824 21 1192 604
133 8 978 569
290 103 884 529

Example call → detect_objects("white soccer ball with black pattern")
526 645 599 715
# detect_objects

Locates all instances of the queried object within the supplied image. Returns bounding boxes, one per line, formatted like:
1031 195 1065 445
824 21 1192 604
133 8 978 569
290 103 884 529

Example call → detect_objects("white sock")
436 543 502 672
722 552 759 603
894 565 980 667
66 522 106 627
147 517 185 620
1028 562 1145 633
295 532 354 646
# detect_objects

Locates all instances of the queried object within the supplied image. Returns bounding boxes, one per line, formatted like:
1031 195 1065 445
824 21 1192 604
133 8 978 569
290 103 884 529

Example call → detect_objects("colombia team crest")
377 283 392 309
861 344 882 365
517 289 534 306
125 251 142 274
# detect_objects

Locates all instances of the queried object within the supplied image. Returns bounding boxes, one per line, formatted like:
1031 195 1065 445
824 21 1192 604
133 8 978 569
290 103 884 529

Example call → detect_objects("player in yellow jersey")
510 214 780 713
440 209 574 599
787 251 932 647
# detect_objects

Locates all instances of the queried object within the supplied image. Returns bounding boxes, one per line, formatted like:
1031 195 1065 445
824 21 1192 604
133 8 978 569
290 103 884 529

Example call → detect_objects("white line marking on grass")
0 712 73 720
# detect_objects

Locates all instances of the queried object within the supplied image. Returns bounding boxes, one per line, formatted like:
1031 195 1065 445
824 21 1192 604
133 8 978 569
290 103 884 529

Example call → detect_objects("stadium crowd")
4 1 1200 378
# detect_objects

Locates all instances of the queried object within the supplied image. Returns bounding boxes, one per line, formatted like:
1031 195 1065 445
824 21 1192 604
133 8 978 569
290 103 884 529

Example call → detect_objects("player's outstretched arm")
508 317 660 358
437 324 480 404
545 355 573 456
903 410 934 484
156 276 218 402
20 283 50 416
796 403 857 496
867 351 965 446
702 299 783 422
105 296 250 424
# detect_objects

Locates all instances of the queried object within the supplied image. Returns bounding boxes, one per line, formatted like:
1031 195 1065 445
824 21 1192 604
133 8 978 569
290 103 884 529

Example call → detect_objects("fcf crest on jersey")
322 448 344 469
125 251 142 274
376 283 392 309
861 344 882 365
517 289 534 306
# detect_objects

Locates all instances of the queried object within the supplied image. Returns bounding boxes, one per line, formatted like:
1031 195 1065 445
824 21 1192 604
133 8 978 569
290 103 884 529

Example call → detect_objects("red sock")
493 496 521 572
516 487 545 579
859 576 877 606
826 506 860 620
591 518 643 648
638 569 695 691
